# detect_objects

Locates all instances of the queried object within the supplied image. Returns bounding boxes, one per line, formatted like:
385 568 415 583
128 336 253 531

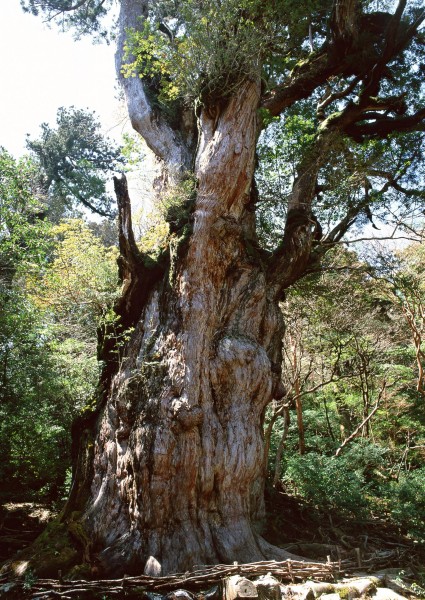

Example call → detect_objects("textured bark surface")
21 0 423 580
71 81 292 576
115 0 192 172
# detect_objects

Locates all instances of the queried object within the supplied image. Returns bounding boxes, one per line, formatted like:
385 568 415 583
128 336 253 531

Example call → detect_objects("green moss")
337 586 352 599
289 50 322 76
318 111 343 131
66 562 92 580
169 222 193 285
13 519 81 578
68 518 91 554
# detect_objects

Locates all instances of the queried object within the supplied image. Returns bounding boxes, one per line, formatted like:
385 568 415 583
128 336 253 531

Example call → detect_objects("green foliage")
0 148 52 280
256 109 425 251
0 286 77 492
161 173 196 225
33 219 119 332
122 22 179 102
133 173 196 259
268 245 425 538
0 146 119 496
135 207 169 256
123 0 332 104
20 0 113 40
282 440 425 536
256 108 316 248
268 245 425 543
284 449 369 516
388 468 425 544
121 132 147 170
26 107 124 220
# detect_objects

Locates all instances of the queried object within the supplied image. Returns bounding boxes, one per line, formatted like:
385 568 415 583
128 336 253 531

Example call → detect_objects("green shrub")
387 468 425 545
284 451 369 516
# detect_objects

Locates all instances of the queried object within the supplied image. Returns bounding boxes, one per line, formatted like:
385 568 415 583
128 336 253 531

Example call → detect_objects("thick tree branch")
382 0 408 61
345 107 425 140
317 77 360 119
262 0 365 117
266 100 366 294
261 51 339 118
263 1 423 120
264 0 424 287
116 0 191 173
330 0 360 45
98 174 168 380
112 174 167 331
265 82 421 290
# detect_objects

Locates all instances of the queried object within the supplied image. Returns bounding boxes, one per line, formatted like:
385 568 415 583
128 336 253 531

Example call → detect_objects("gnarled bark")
115 0 195 173
60 80 297 576
17 0 425 580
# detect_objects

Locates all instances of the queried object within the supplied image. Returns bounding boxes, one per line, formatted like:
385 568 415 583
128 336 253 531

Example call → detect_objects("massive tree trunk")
66 77 295 576
19 0 424 579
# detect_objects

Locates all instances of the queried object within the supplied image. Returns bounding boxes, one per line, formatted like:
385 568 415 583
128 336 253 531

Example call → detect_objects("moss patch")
10 519 81 578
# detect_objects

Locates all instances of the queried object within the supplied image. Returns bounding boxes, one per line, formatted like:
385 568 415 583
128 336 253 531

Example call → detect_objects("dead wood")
1 554 408 600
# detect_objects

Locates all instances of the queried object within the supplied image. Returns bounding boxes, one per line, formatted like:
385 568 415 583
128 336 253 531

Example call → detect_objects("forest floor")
0 499 57 565
264 486 425 578
1 488 424 597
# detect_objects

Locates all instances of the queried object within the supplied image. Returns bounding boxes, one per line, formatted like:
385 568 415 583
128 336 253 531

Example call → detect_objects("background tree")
267 247 424 544
372 242 425 397
0 149 118 498
20 0 425 577
26 107 124 220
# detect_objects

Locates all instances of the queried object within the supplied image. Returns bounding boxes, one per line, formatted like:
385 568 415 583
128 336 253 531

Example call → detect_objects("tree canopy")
26 107 123 220
7 0 425 581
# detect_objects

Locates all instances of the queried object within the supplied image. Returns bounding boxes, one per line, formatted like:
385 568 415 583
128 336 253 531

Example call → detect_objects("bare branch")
262 51 339 118
335 382 387 456
317 77 360 118
346 108 425 140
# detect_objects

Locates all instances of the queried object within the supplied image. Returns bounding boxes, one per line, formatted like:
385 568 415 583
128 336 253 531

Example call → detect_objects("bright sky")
0 0 123 157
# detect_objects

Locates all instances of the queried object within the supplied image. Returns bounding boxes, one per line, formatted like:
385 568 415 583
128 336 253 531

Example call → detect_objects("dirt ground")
1 487 424 589
0 502 56 564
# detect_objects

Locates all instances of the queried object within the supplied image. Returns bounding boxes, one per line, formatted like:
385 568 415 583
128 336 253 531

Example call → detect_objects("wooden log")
253 574 281 600
303 581 335 597
283 584 315 600
224 576 258 600
335 577 377 598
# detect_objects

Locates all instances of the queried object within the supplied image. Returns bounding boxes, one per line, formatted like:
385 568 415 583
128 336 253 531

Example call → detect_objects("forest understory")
1 486 424 599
